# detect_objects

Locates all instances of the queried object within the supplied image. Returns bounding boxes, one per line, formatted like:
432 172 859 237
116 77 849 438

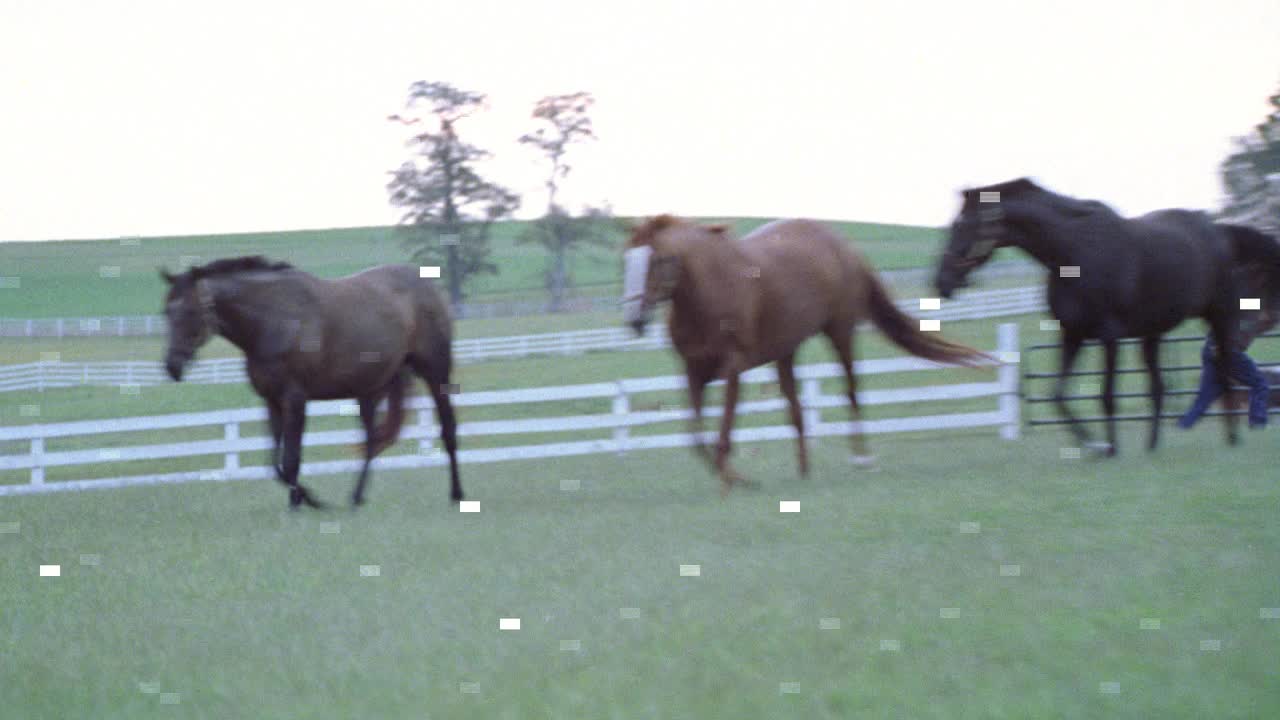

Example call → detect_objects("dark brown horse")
160 257 462 509
934 178 1280 455
622 216 990 495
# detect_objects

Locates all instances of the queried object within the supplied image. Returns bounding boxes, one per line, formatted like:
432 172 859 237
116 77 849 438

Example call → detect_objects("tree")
518 92 610 311
387 81 519 307
1220 84 1280 233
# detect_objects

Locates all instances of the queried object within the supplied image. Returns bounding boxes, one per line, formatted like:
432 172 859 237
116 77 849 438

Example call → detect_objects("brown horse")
160 257 462 509
622 216 990 495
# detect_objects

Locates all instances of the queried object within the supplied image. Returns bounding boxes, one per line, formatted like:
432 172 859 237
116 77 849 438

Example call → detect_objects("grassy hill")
0 218 944 319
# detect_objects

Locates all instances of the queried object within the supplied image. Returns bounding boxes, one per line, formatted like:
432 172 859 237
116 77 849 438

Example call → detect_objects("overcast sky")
1 0 1277 242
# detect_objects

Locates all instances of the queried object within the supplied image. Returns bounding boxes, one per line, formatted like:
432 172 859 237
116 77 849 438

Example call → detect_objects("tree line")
386 82 616 312
388 79 1280 313
1220 82 1280 233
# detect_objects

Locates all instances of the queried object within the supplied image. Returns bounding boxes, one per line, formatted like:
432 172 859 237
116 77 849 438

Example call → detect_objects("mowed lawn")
3 419 1280 719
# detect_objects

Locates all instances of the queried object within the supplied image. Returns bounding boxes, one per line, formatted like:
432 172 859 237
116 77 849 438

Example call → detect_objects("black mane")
962 178 1116 219
189 256 294 280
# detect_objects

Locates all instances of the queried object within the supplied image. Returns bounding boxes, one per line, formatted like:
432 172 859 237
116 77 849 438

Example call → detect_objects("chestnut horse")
161 256 462 510
622 216 990 495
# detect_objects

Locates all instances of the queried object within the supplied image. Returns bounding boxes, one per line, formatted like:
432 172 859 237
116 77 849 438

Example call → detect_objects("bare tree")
387 81 519 306
518 92 610 311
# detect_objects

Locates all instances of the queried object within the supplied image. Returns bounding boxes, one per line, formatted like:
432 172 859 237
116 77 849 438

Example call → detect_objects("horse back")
737 219 872 357
292 265 452 394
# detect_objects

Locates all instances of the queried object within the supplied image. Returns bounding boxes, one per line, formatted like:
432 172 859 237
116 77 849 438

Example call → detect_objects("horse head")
621 215 698 337
159 267 220 381
935 185 1017 298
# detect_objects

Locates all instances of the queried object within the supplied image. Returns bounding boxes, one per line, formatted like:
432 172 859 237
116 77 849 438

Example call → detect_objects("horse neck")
669 234 751 325
1000 196 1077 269
201 275 255 352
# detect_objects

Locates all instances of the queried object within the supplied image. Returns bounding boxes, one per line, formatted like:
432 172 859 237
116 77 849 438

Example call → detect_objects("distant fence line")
0 260 1040 338
0 325 1020 496
0 286 1046 394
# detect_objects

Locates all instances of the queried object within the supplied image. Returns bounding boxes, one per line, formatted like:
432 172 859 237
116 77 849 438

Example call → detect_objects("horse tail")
865 273 993 367
373 369 409 457
354 369 410 459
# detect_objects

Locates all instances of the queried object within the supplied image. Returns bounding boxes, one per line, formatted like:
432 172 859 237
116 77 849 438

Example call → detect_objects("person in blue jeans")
1178 334 1270 429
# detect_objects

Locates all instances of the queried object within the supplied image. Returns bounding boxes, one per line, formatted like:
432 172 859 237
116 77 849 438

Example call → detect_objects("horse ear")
158 267 176 285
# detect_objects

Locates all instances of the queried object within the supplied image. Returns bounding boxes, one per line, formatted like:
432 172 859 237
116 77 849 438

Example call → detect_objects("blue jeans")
1178 342 1269 428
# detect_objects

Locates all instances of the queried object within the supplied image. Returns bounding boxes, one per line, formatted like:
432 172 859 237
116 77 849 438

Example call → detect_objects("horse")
933 178 1280 455
160 256 462 509
622 215 990 495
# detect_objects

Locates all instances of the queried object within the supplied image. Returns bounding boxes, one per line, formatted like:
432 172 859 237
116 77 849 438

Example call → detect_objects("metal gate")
1021 330 1280 428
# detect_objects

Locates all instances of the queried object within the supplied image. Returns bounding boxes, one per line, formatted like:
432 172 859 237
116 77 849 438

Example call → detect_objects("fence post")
37 361 44 393
802 378 821 435
997 323 1021 440
126 362 134 386
613 382 630 455
118 317 125 336
31 437 45 485
223 422 240 473
56 318 64 338
25 319 32 337
145 316 153 335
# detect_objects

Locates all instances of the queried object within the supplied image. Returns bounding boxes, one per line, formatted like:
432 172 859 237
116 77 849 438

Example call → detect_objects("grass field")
6 225 1280 717
0 217 945 319
4 420 1279 719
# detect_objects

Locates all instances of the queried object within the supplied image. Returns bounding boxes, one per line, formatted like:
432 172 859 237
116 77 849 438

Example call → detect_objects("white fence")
0 286 1044 394
0 325 1020 496
0 260 1042 338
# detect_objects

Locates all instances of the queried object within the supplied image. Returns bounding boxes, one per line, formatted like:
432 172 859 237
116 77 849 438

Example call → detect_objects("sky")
1 0 1278 242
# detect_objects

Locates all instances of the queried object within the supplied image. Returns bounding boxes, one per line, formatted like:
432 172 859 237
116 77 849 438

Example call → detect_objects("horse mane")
964 178 1118 220
632 215 732 245
189 256 295 280
631 214 684 245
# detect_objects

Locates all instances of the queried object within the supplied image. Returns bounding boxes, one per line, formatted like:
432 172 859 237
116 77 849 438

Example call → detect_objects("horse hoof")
351 496 365 509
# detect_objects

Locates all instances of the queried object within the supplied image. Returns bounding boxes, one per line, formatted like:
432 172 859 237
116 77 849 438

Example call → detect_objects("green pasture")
0 218 944 319
5 233 1279 718
4 417 1279 718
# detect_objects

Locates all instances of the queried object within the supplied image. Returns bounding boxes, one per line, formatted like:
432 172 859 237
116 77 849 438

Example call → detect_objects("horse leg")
826 325 875 467
266 398 288 488
350 393 379 507
1209 318 1240 446
1097 339 1119 457
425 376 464 503
1140 336 1164 451
280 393 325 510
776 353 807 477
715 370 746 497
685 367 714 470
1054 331 1094 449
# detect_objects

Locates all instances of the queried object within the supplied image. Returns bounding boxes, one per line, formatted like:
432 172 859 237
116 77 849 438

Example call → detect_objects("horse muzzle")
165 354 188 382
